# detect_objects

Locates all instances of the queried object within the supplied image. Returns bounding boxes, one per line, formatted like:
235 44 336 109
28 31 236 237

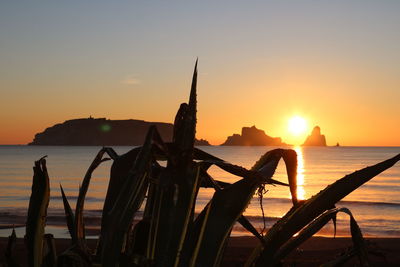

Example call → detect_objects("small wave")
51 195 103 202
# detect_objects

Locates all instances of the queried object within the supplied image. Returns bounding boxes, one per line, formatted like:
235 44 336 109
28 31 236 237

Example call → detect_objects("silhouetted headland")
302 126 327 146
29 117 210 146
221 125 287 146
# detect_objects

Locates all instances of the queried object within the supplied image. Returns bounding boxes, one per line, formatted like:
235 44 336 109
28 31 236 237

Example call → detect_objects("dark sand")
1 236 399 266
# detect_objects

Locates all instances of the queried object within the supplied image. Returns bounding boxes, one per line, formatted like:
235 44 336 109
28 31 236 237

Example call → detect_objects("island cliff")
302 126 327 146
29 118 210 146
221 126 287 146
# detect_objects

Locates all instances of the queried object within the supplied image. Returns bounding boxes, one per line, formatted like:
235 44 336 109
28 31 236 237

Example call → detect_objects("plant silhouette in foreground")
5 61 400 267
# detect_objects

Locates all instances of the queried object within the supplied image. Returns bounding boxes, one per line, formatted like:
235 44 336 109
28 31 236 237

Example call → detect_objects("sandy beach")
1 235 399 266
224 236 400 266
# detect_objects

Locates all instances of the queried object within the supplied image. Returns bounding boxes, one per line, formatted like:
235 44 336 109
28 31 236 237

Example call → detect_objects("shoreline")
1 236 399 266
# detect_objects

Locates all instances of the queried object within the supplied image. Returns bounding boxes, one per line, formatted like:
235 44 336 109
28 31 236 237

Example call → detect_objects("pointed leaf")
172 60 198 162
60 184 76 241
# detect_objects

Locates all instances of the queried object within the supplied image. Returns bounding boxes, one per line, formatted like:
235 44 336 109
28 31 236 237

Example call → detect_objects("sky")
1 1 399 146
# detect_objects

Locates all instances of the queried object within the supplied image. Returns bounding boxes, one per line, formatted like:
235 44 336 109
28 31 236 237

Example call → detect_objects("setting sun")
288 116 308 136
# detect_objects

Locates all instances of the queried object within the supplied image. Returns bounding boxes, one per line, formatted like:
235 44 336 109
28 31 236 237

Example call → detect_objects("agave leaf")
249 153 400 267
60 184 76 241
326 209 368 267
98 130 169 259
192 149 297 249
281 150 298 205
98 131 169 260
251 149 297 204
42 234 57 267
26 156 50 267
100 126 157 266
151 163 201 267
273 207 367 265
125 162 166 259
146 172 164 262
237 216 266 245
96 147 139 257
349 211 369 266
187 149 294 267
199 166 264 243
5 228 20 267
172 60 197 161
102 147 140 212
148 61 200 267
204 160 289 187
75 149 109 249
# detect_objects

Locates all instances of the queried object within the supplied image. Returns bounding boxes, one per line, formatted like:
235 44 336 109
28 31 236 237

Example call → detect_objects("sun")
288 116 307 136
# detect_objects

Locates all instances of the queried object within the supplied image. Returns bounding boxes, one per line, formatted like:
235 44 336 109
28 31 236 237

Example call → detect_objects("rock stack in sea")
29 117 210 146
302 126 327 146
221 125 287 146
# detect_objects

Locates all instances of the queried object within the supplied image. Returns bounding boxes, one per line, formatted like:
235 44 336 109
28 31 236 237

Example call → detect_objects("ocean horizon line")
1 144 400 148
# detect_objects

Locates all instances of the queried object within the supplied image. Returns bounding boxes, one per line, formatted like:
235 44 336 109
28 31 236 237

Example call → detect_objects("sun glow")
288 116 307 136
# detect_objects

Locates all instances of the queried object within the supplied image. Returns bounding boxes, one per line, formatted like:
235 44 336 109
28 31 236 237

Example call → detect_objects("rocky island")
302 126 327 146
221 125 287 146
29 117 210 146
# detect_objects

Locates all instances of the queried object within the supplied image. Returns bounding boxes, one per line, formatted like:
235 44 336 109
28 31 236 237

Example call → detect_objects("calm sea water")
0 145 399 238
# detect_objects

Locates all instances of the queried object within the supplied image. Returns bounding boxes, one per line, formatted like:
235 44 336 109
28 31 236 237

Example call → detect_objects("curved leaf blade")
188 151 286 266
249 153 400 266
60 184 76 241
75 149 109 249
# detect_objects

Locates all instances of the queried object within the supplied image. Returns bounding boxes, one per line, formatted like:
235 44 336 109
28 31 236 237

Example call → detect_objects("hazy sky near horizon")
1 1 399 146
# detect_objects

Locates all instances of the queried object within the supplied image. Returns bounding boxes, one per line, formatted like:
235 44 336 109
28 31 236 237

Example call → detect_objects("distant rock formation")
195 139 210 146
29 118 210 146
221 126 287 146
302 126 327 146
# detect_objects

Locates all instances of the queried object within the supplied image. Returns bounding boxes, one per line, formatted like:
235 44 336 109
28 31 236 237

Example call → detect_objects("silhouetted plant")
6 61 400 267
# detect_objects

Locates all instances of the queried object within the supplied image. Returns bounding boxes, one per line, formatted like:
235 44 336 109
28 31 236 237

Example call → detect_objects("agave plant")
6 61 400 267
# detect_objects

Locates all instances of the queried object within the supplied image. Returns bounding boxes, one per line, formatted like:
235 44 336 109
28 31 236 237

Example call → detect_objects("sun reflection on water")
294 146 306 200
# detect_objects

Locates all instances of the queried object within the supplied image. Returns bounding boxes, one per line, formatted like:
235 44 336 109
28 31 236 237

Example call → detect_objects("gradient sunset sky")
1 1 399 146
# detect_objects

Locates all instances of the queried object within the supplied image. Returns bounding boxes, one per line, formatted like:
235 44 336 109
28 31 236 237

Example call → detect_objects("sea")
0 145 399 239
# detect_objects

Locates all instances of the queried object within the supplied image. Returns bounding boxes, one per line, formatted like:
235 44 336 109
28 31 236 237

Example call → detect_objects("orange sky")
1 2 399 146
